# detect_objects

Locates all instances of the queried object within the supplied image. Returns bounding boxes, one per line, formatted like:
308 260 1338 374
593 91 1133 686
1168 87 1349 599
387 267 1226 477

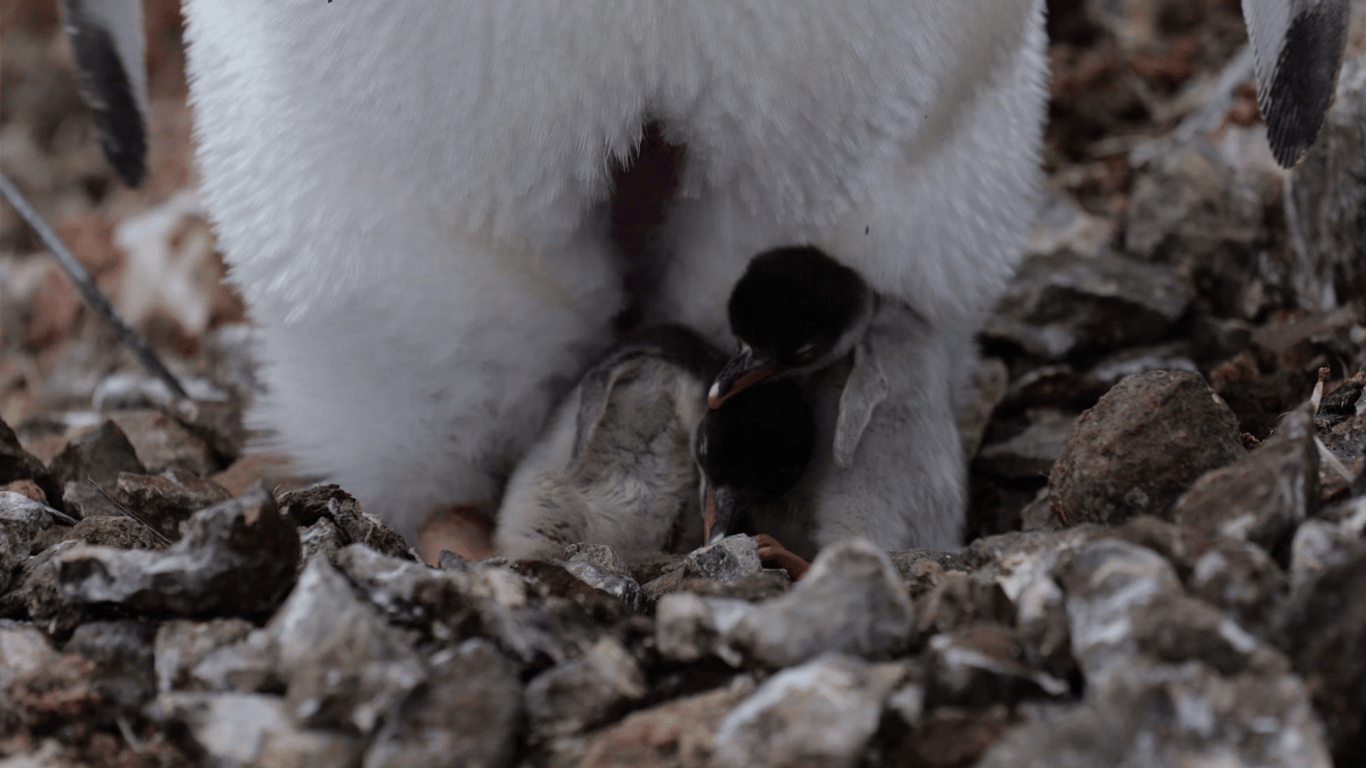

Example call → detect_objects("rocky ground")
2 0 1366 766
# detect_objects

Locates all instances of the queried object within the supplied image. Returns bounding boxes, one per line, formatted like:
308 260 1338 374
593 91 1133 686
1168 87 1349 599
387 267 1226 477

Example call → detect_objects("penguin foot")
754 533 811 580
417 505 496 565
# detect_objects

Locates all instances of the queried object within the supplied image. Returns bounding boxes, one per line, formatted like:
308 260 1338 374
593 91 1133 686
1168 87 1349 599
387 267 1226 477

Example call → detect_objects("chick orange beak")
707 350 777 409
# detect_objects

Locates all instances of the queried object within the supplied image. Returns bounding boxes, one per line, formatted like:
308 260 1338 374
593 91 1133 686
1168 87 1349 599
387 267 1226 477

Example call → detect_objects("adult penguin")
58 0 1350 561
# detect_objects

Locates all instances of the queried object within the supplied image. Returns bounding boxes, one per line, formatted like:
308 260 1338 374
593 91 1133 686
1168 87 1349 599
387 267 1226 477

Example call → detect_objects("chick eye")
796 343 818 359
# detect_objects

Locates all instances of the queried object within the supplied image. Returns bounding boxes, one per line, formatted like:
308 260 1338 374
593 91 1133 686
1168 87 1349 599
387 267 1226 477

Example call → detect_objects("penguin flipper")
1240 0 1351 167
832 342 889 470
59 0 148 187
570 355 647 472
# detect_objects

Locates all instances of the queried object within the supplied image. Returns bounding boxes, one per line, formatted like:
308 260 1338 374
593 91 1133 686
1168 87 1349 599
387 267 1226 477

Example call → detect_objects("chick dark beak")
702 485 739 545
708 350 777 409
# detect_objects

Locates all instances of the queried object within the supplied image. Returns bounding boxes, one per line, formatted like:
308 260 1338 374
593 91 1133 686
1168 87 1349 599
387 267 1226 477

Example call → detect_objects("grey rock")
1173 407 1317 550
475 561 610 669
150 691 363 768
1025 185 1113 259
887 549 971 580
988 250 1192 360
578 681 755 768
1003 364 1092 411
166 396 249 466
713 654 899 768
911 571 1015 644
1313 378 1366 432
60 480 125 519
924 624 1067 709
564 542 631 576
1124 134 1283 319
1049 371 1245 526
279 486 413 561
62 619 157 711
976 409 1077 480
0 491 65 592
55 485 299 616
976 667 1331 768
525 636 646 738
1018 487 1057 532
1289 496 1366 586
154 617 256 692
963 527 1105 601
963 531 1101 686
47 420 146 492
1 541 87 637
655 593 753 666
332 543 470 632
1059 538 1184 692
267 556 424 734
1276 541 1366 761
684 535 763 584
254 727 367 768
1250 307 1359 375
182 629 280 694
0 619 60 684
561 558 648 614
1186 535 1287 632
957 355 1009 460
1128 592 1282 677
1084 341 1199 390
106 409 219 477
0 418 56 504
113 470 232 541
1110 518 1288 631
60 514 164 550
364 639 522 768
727 539 913 668
1286 56 1366 312
881 704 1016 768
297 516 345 572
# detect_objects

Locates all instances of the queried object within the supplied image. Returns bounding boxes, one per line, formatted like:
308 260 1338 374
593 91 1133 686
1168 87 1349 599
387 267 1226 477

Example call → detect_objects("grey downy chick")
496 325 724 562
708 246 966 559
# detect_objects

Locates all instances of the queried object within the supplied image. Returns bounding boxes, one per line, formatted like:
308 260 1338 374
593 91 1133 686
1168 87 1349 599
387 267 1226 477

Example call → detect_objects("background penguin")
496 326 723 563
710 245 968 557
58 0 1349 558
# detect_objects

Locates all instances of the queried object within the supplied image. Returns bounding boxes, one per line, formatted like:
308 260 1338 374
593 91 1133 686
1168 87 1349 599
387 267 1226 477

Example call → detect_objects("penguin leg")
754 534 811 581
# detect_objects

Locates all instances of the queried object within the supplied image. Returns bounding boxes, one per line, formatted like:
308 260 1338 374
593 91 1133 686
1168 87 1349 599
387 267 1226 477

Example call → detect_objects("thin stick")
87 478 174 548
0 171 188 399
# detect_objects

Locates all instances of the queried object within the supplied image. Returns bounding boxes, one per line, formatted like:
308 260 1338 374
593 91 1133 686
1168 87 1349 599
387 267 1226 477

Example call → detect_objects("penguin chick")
712 246 967 556
496 325 723 562
693 377 816 547
708 246 875 409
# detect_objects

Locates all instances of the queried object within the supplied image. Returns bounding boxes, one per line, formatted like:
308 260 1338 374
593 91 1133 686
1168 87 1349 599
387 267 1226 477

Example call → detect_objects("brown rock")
1172 408 1317 551
885 705 1017 768
1049 371 1245 526
0 417 57 503
579 684 752 768
106 409 219 476
988 250 1192 360
1277 542 1366 762
48 420 147 493
113 470 232 541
